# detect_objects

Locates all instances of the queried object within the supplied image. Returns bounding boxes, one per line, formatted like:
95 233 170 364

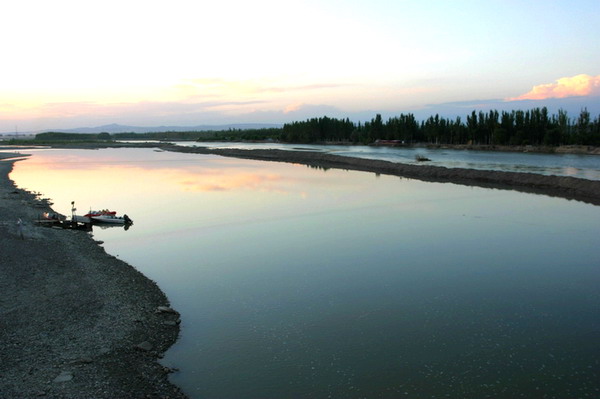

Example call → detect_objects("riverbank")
0 153 187 398
163 145 600 206
421 143 600 155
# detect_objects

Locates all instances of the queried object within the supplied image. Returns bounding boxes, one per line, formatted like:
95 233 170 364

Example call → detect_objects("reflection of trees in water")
306 164 330 172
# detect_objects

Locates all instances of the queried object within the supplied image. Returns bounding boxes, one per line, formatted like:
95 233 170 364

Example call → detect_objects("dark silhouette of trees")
280 116 355 143
280 107 600 146
33 107 600 147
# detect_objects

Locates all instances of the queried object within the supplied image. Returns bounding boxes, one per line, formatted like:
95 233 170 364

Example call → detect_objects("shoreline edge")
0 152 188 398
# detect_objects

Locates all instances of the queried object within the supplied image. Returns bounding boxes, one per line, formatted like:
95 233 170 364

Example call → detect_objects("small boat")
84 209 117 218
91 213 133 225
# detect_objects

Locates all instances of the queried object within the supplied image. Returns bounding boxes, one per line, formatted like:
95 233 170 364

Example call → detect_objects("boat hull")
91 214 133 225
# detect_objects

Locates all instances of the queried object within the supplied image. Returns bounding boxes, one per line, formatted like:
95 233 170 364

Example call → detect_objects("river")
173 141 600 181
11 146 600 398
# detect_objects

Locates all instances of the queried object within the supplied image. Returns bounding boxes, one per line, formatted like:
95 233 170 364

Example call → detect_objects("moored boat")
90 214 133 225
84 209 117 218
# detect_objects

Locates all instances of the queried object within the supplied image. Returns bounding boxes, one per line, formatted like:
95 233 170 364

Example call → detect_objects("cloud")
284 103 303 114
507 74 600 101
247 103 346 122
177 78 350 97
3 98 268 127
257 83 349 94
415 94 600 120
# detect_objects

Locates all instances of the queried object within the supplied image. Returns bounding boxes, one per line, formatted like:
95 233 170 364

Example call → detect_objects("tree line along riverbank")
23 106 600 148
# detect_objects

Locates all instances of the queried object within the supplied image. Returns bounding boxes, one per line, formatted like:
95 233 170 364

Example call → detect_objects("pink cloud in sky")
507 74 600 101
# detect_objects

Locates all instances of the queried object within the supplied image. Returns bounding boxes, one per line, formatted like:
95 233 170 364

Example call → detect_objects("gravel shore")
0 153 187 398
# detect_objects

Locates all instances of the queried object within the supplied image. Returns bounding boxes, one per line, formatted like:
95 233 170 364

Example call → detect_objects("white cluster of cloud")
507 74 600 101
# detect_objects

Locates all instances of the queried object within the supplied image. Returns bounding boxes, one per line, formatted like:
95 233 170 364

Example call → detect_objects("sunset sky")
2 0 600 132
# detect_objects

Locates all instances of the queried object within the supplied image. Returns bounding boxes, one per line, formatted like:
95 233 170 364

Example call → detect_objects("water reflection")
11 148 600 399
175 141 600 181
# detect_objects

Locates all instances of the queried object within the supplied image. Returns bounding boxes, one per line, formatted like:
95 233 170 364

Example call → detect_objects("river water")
10 146 600 398
174 141 600 181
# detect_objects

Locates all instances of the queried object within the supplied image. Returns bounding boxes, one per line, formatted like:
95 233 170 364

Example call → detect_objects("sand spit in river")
163 145 600 206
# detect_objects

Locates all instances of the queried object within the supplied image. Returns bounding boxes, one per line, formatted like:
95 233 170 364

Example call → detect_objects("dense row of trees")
281 117 356 143
35 132 113 141
113 128 282 141
34 128 281 142
281 108 600 146
32 107 599 147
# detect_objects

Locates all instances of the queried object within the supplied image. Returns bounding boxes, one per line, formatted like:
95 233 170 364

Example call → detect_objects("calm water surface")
11 148 600 398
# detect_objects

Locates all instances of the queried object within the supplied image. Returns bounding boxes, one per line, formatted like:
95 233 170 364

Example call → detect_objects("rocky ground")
0 153 187 398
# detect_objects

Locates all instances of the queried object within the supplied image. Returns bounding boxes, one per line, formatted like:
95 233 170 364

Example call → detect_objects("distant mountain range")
41 123 283 134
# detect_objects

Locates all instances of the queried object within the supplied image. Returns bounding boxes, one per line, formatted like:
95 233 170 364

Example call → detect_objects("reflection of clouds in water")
12 150 303 218
179 172 283 192
19 149 296 194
